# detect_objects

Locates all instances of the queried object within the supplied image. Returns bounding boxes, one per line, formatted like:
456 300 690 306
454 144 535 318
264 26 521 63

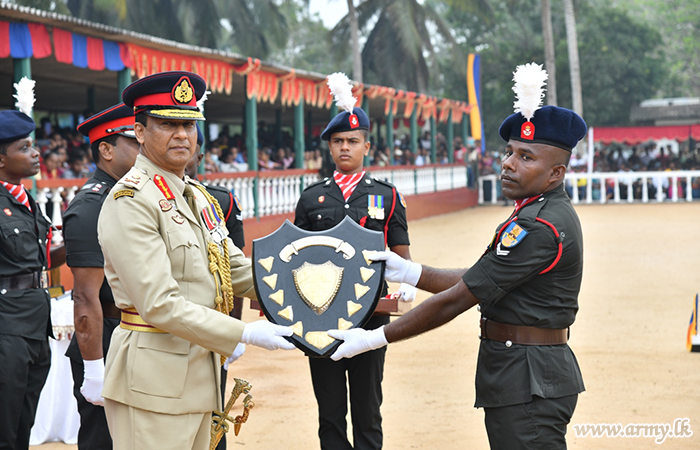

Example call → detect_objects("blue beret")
77 103 134 142
196 126 203 147
122 71 206 121
321 107 369 141
498 105 587 151
0 110 35 144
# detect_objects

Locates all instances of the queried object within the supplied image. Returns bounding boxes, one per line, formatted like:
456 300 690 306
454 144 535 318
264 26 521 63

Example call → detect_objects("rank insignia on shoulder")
113 189 135 200
500 222 528 248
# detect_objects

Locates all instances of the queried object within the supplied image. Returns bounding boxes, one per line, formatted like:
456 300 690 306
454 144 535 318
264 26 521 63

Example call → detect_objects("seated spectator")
275 147 294 170
40 150 64 179
219 148 238 173
61 150 88 179
258 148 280 171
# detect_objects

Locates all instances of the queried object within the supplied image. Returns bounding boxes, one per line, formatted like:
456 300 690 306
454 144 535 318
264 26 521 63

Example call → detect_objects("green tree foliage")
267 2 351 76
330 0 463 92
440 0 666 147
14 0 288 59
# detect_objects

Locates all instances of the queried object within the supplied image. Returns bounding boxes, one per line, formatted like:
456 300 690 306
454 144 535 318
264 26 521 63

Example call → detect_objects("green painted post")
447 110 454 163
430 116 437 164
362 96 370 166
117 68 131 100
330 103 338 119
410 105 418 157
386 101 394 165
87 86 96 115
245 92 259 218
462 115 469 146
294 95 305 169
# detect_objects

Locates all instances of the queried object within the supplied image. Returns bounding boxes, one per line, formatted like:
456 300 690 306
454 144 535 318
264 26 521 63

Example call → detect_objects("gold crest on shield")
293 261 343 315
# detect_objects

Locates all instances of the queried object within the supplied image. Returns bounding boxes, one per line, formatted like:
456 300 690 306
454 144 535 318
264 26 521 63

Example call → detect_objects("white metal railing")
478 170 700 205
34 165 471 229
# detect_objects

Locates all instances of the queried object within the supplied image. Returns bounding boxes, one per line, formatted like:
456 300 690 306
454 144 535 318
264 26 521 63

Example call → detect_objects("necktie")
1 182 31 211
182 185 199 216
334 171 365 201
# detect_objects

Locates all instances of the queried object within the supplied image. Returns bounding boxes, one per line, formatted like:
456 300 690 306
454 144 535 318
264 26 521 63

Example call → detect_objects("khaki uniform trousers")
105 398 210 450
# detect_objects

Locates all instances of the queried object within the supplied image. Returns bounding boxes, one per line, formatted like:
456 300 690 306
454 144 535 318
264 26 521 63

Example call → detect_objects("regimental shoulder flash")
113 189 135 200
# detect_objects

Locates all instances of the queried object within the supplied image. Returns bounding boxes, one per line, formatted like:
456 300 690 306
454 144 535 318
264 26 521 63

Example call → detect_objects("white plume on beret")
197 90 211 112
13 77 36 116
512 63 548 121
327 72 356 114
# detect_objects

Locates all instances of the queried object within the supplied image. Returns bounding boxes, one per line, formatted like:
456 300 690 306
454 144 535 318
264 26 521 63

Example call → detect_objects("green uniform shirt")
463 187 585 408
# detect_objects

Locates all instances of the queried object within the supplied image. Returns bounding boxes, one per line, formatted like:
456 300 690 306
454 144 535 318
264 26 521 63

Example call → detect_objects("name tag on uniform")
367 195 385 220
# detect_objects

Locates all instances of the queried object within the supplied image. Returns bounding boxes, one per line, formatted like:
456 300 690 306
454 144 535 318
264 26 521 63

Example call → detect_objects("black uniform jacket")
295 174 410 301
63 168 119 360
0 186 52 339
203 183 245 250
462 187 585 408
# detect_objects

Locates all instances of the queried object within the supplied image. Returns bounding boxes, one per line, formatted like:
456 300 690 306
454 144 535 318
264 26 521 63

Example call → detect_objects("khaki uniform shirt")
98 154 255 414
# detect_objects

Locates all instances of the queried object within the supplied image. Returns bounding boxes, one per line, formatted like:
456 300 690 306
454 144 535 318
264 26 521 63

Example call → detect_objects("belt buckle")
40 270 49 289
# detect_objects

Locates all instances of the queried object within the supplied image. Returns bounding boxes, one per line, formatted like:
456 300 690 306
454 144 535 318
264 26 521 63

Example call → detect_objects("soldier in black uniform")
0 109 66 450
184 126 246 450
63 103 140 450
295 104 414 450
329 102 588 449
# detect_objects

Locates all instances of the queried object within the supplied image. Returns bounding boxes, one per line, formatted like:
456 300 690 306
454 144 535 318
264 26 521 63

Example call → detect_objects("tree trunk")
564 0 582 117
347 0 363 83
541 0 557 105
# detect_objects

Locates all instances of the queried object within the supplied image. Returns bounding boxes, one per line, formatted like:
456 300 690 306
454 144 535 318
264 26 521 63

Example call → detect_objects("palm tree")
563 0 582 118
347 0 363 82
541 0 557 105
330 0 464 92
34 0 289 59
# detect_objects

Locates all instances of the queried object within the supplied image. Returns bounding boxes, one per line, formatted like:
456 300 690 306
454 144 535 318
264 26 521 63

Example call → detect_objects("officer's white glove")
81 359 105 406
369 251 422 286
395 283 417 302
224 343 246 370
241 320 296 351
327 326 389 361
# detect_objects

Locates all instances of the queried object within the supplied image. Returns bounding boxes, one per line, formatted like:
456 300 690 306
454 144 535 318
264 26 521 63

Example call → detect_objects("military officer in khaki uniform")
97 71 294 450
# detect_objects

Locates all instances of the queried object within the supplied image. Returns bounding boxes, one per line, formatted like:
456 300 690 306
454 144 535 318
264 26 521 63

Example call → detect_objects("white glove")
369 251 422 286
81 359 105 406
224 343 246 370
241 320 296 351
327 326 389 361
395 283 417 302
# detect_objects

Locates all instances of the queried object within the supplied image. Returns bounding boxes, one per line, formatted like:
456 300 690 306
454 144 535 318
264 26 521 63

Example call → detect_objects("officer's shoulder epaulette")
80 182 109 195
303 178 328 191
119 167 148 191
373 178 397 190
185 176 203 188
203 183 230 195
517 197 548 223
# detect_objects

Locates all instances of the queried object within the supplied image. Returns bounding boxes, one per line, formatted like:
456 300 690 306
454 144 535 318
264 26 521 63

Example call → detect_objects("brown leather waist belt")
480 317 568 346
0 272 45 292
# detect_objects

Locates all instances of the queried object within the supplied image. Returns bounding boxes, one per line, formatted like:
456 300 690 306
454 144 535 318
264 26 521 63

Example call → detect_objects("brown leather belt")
480 317 568 346
0 272 44 292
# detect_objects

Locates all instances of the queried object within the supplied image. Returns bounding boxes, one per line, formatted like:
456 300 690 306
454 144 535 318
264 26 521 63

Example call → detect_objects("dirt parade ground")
32 202 700 450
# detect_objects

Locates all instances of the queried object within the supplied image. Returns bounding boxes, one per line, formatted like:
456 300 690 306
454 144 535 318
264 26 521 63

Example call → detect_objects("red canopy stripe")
593 125 700 145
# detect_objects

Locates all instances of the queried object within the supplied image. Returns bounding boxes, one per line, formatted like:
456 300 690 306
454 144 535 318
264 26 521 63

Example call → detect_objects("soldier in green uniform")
329 66 587 449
